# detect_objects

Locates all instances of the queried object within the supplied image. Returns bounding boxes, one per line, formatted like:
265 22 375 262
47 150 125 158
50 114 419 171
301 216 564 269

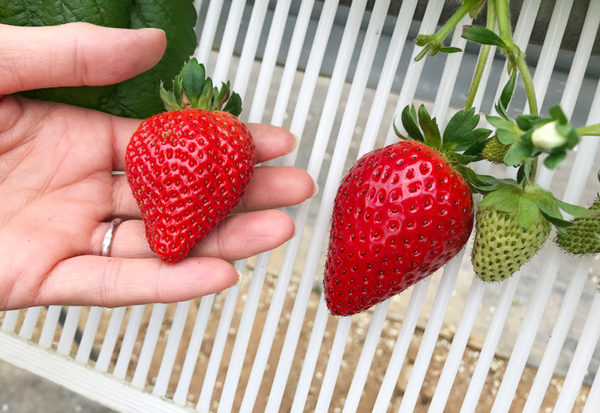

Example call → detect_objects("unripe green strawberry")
482 136 509 164
472 206 550 282
555 197 600 255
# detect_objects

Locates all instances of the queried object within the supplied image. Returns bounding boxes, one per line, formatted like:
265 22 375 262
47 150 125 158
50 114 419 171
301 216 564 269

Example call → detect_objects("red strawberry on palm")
324 105 491 315
126 59 254 262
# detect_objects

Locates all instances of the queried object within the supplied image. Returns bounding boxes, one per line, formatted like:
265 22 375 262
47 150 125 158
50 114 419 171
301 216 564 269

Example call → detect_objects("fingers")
37 255 239 307
232 166 316 213
0 23 166 95
111 122 297 171
112 165 315 217
92 209 295 261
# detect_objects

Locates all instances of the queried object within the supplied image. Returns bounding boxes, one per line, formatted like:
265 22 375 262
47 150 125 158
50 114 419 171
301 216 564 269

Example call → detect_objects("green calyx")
159 58 242 116
394 104 495 192
477 182 595 233
395 104 491 163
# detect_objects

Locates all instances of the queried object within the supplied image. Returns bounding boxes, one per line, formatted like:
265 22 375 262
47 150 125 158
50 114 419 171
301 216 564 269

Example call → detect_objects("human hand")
0 23 315 310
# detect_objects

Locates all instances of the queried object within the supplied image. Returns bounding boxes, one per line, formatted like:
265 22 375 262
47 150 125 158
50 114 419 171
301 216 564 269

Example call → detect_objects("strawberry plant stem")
576 124 600 136
494 0 539 182
494 0 538 116
414 0 482 61
464 0 497 109
515 57 538 115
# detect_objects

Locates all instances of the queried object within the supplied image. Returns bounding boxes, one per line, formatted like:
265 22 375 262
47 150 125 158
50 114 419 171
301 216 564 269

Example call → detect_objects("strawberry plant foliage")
0 0 197 119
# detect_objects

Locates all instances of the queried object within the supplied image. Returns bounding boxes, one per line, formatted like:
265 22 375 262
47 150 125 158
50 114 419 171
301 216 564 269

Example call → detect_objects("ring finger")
91 209 295 261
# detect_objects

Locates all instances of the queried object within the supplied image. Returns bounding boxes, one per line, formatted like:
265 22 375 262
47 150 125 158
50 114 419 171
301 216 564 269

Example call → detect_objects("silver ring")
101 218 122 257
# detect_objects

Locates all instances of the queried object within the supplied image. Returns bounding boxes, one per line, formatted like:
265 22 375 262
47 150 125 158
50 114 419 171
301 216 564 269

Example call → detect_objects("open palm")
0 23 314 310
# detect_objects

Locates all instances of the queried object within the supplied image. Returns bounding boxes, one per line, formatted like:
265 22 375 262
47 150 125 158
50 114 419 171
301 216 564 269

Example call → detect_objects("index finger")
110 119 297 170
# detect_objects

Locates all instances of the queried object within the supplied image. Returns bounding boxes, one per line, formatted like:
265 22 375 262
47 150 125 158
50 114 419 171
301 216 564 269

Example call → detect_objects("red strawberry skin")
126 108 255 262
324 140 473 316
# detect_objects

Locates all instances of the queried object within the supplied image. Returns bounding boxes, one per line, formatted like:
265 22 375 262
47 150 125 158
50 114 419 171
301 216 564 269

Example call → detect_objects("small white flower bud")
531 121 566 151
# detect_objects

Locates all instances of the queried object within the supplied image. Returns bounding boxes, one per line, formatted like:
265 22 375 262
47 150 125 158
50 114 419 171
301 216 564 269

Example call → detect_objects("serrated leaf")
401 105 424 142
543 151 567 169
517 196 539 229
486 115 518 131
503 141 532 166
462 135 488 157
496 128 520 145
462 26 507 47
515 114 544 131
444 108 478 144
418 105 442 149
479 185 521 212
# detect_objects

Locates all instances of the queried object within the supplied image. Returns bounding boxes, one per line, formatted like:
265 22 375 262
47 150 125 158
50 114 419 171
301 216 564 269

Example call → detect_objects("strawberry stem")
464 0 497 109
414 0 482 61
494 0 538 116
576 124 600 136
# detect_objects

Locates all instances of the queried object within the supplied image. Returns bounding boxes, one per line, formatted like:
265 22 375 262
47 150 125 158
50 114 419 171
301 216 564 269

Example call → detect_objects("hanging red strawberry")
125 59 255 262
323 106 491 316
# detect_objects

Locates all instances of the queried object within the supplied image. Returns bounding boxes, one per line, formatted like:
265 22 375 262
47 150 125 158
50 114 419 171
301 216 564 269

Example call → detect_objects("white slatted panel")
0 1 599 412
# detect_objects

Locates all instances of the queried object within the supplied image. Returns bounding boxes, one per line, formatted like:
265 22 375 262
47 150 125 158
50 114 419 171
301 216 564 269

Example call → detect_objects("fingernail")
139 27 166 36
236 270 244 285
312 182 319 197
291 133 300 150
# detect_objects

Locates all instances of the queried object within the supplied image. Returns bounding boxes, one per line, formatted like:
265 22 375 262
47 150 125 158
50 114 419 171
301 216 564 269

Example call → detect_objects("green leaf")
517 160 533 184
549 105 568 124
439 46 463 54
517 196 539 229
555 199 596 219
503 140 534 166
479 185 521 213
159 82 180 111
180 59 206 108
456 167 514 194
443 108 479 144
401 105 424 142
462 26 507 47
8 0 198 119
496 128 520 145
499 69 517 110
222 91 242 117
418 105 442 149
468 0 487 18
515 114 544 131
543 151 567 169
540 210 572 229
486 115 518 131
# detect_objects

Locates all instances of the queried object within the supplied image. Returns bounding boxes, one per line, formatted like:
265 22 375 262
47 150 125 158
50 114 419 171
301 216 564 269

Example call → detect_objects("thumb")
0 22 167 95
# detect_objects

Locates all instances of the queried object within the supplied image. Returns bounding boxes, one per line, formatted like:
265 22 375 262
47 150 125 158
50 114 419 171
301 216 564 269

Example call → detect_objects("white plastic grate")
1 1 599 412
